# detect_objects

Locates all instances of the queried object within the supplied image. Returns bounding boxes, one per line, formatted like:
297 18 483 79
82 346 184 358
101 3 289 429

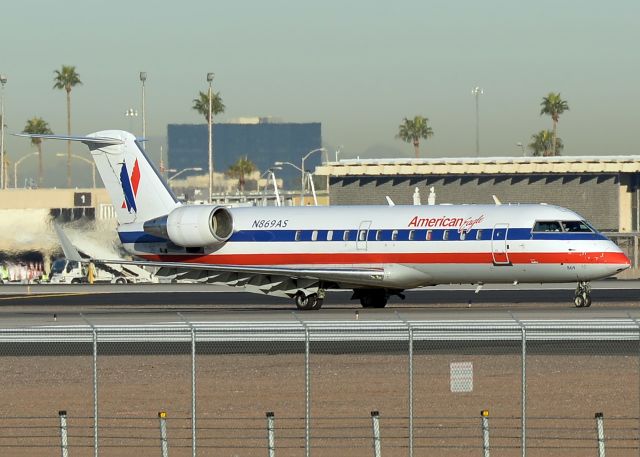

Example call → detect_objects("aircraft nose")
610 240 631 272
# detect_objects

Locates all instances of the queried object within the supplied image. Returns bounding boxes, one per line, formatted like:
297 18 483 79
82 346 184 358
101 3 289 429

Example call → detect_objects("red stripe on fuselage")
139 251 630 266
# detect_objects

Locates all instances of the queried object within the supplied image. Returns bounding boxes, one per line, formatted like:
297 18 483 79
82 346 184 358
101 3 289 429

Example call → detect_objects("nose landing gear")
574 281 592 308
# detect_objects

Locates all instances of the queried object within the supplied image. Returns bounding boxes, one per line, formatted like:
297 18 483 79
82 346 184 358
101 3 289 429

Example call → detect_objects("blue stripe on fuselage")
118 228 608 244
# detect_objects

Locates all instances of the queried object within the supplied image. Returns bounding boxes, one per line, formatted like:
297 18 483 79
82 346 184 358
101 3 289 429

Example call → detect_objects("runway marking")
0 292 98 301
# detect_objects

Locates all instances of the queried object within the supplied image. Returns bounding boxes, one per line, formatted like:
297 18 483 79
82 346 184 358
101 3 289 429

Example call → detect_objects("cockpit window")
561 220 593 233
532 221 563 232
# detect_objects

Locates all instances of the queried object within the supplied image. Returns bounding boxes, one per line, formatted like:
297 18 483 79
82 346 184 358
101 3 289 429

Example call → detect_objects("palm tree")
540 92 569 156
22 117 53 187
53 65 82 188
226 156 256 192
192 90 225 122
396 116 434 158
528 130 563 156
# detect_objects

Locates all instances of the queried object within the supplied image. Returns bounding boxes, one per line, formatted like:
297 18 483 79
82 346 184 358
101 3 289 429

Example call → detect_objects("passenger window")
476 229 482 240
312 230 318 241
391 230 398 241
561 220 593 233
343 230 350 241
359 230 367 241
295 231 302 241
533 221 563 232
408 230 415 241
426 230 432 241
327 230 333 241
443 230 449 240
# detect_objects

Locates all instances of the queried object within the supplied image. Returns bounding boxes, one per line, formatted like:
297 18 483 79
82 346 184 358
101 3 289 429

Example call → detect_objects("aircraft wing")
53 223 84 262
52 224 384 285
76 257 385 284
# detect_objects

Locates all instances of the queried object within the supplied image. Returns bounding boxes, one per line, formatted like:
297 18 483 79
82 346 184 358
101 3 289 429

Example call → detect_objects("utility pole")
472 86 483 156
0 74 7 190
140 72 147 140
207 72 214 204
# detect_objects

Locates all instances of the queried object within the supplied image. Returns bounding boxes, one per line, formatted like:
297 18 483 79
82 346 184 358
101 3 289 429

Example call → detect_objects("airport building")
167 119 322 188
316 156 640 233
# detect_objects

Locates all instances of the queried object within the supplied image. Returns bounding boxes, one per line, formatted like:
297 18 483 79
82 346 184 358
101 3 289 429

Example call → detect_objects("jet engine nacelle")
143 205 234 248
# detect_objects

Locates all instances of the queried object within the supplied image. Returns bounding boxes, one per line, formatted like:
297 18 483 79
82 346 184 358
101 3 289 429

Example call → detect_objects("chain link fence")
0 316 638 456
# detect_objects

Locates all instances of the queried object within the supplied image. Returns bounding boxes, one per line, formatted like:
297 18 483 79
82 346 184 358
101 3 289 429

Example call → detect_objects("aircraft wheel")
582 291 592 308
574 294 585 308
295 292 318 311
360 290 388 308
311 296 324 310
115 277 127 284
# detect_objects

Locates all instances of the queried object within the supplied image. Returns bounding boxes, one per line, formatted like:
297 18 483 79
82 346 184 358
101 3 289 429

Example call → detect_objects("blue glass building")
167 122 322 188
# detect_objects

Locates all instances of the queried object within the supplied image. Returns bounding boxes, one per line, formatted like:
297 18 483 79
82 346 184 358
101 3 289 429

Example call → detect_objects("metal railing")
0 316 639 456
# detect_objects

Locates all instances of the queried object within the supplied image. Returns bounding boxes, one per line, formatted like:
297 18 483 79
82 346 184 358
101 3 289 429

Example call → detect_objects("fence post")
293 313 311 457
59 410 68 457
521 325 526 457
595 412 605 457
395 312 413 457
371 411 381 457
158 411 169 457
304 325 310 457
481 410 490 457
511 314 527 457
408 324 414 457
81 314 99 457
178 313 197 457
266 412 275 457
191 327 196 457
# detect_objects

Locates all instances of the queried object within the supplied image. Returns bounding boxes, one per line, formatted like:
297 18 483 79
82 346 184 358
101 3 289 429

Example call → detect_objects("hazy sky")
1 0 639 186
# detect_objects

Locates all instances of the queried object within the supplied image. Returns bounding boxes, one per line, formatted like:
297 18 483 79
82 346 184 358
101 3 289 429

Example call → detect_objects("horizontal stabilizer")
13 133 124 145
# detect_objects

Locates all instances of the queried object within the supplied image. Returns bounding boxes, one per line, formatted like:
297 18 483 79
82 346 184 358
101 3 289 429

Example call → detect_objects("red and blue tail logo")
120 159 140 213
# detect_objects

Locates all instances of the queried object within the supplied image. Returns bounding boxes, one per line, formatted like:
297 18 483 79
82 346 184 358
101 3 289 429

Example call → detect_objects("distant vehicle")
48 258 154 284
18 130 631 309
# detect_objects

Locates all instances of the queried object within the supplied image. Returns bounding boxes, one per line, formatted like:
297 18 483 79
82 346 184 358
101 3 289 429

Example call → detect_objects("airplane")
17 130 631 310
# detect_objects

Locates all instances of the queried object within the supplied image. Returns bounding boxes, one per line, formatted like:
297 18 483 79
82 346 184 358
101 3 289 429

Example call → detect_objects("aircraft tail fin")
16 130 180 224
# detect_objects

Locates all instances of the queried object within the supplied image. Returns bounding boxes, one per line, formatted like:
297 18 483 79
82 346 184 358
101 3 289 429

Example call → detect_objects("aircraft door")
357 220 371 251
491 223 511 265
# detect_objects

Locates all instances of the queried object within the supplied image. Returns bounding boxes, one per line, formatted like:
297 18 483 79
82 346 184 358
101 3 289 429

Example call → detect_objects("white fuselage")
117 204 630 289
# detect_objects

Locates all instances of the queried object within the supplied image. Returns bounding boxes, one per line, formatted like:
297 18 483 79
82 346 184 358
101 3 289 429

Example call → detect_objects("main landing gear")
294 290 325 311
574 281 592 308
351 289 405 309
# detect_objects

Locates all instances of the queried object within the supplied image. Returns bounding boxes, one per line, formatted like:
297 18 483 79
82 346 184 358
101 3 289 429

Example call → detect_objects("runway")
0 280 637 327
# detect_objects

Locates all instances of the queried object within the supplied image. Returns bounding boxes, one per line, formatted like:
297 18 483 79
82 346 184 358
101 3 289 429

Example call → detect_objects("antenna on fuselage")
492 195 502 205
385 196 395 206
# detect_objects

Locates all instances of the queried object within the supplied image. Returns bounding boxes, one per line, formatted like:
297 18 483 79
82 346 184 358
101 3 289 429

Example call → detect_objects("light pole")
274 160 303 204
472 86 483 156
207 72 214 204
125 108 138 133
0 74 6 190
516 142 526 157
140 72 147 140
168 167 203 182
301 148 325 205
56 153 96 188
14 151 38 189
261 167 282 206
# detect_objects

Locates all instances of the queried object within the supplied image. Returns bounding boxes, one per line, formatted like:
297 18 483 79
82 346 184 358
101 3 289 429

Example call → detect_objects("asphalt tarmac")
0 280 637 323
